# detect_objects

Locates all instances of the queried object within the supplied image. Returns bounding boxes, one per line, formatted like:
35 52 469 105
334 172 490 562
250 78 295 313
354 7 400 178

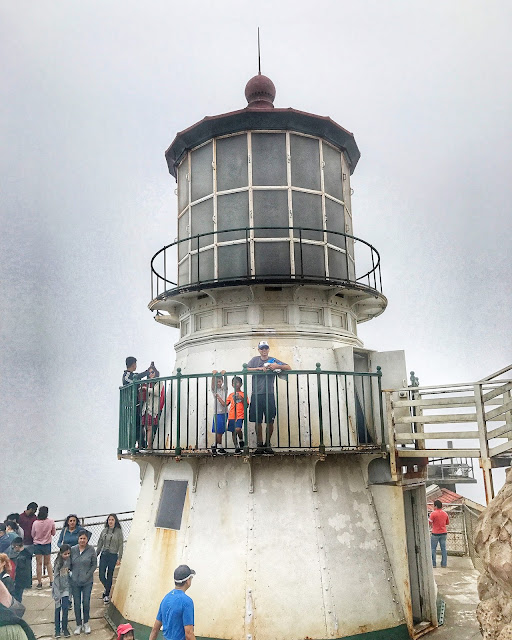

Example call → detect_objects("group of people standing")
0 504 124 638
210 340 291 454
122 358 164 450
123 341 292 455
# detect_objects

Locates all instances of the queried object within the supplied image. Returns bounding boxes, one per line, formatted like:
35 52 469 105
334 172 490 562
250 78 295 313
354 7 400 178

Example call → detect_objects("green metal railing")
118 365 385 456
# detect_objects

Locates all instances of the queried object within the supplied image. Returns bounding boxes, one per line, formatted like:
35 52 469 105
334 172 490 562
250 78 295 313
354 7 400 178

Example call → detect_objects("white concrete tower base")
111 455 412 640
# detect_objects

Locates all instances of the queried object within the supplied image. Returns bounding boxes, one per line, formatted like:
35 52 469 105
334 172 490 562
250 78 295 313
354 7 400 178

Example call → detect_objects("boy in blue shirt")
149 565 196 640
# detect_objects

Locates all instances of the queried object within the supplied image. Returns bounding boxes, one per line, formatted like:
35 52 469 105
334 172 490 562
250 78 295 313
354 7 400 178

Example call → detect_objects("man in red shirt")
429 500 450 567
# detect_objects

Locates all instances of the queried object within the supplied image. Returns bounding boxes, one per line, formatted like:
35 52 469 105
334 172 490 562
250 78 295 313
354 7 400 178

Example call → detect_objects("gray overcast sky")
1 1 511 516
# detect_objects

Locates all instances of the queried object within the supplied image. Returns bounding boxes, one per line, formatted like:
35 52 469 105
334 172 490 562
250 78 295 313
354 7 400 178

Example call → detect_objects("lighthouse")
110 72 438 640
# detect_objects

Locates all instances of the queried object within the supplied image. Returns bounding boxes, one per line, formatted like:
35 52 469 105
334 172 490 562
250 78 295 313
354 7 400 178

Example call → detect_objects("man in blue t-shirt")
246 340 291 454
149 565 196 640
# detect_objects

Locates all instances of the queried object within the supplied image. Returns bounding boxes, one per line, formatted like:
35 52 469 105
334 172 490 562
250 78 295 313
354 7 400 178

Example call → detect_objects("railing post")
242 364 249 455
175 368 182 457
377 366 385 448
118 388 123 456
409 371 425 451
299 228 304 278
385 391 398 481
130 382 138 454
474 382 494 504
196 236 200 284
245 228 250 278
316 363 325 454
164 248 167 291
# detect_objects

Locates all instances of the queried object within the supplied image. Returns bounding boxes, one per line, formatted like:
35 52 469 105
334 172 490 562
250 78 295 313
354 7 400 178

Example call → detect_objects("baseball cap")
174 565 196 583
117 624 134 640
258 341 270 349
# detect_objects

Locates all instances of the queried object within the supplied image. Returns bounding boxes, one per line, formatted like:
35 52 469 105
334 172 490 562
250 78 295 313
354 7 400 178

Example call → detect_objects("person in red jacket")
18 503 38 546
140 366 165 450
429 500 450 567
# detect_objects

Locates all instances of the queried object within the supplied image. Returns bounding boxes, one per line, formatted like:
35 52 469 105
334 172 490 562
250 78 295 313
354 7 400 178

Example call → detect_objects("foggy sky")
1 0 511 517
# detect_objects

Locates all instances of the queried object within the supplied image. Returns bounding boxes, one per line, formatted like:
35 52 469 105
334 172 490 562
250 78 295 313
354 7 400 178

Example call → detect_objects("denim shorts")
33 543 52 556
227 418 244 431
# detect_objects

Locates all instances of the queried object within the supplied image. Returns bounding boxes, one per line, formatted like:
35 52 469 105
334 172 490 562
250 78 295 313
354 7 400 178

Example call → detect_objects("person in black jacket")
122 357 151 386
11 538 32 602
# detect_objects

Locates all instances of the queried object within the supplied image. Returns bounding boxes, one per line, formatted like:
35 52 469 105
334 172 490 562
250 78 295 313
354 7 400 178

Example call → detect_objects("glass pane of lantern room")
292 191 323 241
323 144 344 202
178 259 189 286
191 142 213 202
252 133 287 186
178 161 189 214
328 247 349 281
178 212 190 260
254 241 291 277
218 244 249 281
325 198 346 249
217 192 249 243
190 199 214 249
253 190 289 238
190 248 214 284
294 243 325 279
216 135 248 192
290 135 321 191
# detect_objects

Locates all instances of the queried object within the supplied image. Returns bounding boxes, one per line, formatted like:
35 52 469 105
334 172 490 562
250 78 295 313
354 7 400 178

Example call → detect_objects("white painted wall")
113 455 410 639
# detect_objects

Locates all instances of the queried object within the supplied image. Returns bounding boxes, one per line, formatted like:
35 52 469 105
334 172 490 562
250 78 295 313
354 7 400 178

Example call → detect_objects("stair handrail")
478 364 512 383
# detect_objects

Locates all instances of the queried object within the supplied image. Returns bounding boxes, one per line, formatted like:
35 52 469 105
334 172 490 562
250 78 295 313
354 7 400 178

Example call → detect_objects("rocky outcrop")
475 467 512 639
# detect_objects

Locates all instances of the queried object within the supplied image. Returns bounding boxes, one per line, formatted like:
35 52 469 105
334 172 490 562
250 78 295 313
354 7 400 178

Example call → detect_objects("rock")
475 467 512 638
498 623 512 640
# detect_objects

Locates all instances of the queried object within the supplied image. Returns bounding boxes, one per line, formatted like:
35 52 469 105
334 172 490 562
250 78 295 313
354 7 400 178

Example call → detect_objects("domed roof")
245 73 276 109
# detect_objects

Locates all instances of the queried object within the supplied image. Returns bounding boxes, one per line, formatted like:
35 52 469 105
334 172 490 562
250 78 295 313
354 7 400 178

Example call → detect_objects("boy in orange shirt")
226 377 248 455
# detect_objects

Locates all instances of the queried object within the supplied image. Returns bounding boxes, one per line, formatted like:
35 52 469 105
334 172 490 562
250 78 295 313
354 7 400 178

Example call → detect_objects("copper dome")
244 73 276 109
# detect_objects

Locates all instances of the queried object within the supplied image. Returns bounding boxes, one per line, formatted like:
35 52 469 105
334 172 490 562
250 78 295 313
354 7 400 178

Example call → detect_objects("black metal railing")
119 365 385 456
150 226 383 300
427 457 476 482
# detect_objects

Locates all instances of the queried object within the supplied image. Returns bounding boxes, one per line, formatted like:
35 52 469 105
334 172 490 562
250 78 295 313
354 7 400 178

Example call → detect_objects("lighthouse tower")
110 73 438 640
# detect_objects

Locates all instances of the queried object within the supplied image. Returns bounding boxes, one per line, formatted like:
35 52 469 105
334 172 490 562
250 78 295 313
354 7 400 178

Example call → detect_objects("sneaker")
36 583 43 590
255 443 265 455
74 627 81 636
211 445 217 455
264 445 275 454
103 595 110 604
63 630 71 638
234 447 242 455
55 632 61 638
84 624 91 635
239 440 245 449
217 448 227 455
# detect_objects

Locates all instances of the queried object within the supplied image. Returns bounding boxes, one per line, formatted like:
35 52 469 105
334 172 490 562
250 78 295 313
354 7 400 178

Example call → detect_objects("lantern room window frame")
175 131 355 286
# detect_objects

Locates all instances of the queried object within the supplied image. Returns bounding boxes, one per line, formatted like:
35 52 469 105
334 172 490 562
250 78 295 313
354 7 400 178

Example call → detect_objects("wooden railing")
385 364 512 502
